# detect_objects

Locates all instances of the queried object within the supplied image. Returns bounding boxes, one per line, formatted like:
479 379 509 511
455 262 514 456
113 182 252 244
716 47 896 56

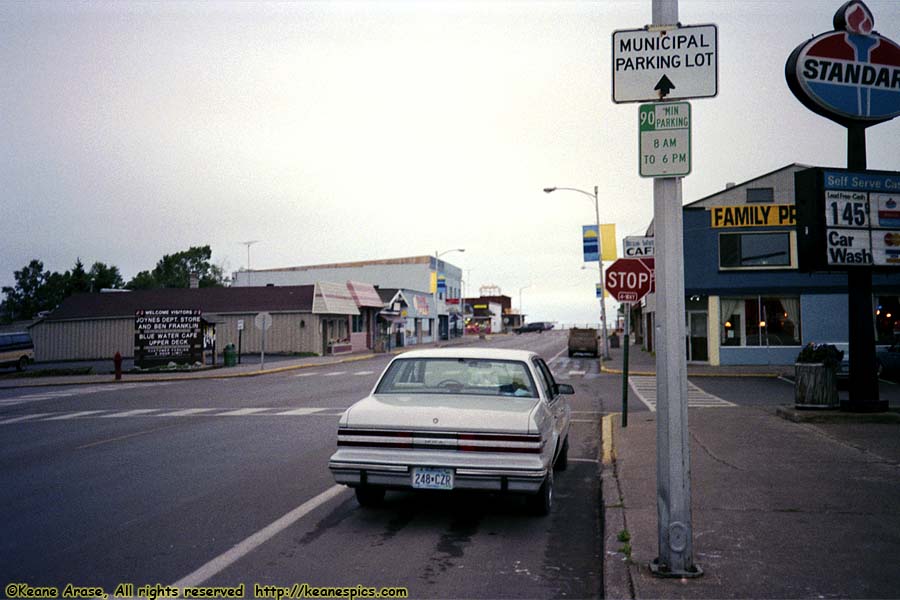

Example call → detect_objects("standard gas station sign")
796 167 900 270
612 23 718 103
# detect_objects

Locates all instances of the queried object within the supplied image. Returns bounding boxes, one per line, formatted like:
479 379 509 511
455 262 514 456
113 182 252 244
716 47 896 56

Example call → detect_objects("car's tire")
354 486 385 507
16 356 27 372
555 437 569 472
528 469 553 516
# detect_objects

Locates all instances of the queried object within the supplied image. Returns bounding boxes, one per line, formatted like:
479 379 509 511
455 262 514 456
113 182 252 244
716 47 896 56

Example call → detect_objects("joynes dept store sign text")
612 24 718 103
134 309 202 367
710 205 797 228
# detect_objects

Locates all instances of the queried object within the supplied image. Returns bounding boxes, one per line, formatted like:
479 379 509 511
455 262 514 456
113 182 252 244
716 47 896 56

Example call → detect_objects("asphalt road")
0 332 605 599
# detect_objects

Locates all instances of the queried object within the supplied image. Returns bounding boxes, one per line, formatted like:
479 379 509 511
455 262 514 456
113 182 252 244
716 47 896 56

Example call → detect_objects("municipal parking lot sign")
613 23 718 103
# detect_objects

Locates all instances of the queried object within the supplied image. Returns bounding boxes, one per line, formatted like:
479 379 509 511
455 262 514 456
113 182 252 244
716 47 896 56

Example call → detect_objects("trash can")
223 343 237 367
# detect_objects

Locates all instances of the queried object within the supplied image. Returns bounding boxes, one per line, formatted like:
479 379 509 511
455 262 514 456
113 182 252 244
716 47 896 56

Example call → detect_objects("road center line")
170 485 347 589
76 423 183 450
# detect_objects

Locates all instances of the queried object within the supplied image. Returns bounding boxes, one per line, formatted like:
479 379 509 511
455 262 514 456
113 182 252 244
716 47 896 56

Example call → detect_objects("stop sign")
605 258 654 303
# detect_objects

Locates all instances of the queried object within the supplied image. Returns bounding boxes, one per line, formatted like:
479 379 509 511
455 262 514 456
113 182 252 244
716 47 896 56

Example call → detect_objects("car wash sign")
786 1 900 126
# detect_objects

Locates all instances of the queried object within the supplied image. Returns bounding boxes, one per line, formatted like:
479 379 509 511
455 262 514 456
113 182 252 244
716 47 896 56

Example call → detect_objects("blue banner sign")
583 225 599 262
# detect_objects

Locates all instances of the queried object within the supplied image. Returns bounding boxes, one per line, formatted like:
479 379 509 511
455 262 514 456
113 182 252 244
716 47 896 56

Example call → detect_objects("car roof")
390 347 539 362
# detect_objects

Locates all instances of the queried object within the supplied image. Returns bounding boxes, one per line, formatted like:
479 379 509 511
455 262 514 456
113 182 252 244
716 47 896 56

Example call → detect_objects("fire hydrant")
114 351 122 381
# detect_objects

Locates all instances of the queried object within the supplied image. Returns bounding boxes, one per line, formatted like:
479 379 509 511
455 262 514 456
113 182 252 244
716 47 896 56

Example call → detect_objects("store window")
876 296 900 343
351 314 365 333
719 232 792 269
721 297 801 346
746 187 774 203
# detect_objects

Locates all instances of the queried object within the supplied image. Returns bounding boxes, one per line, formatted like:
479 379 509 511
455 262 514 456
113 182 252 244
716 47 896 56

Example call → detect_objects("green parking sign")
639 102 691 178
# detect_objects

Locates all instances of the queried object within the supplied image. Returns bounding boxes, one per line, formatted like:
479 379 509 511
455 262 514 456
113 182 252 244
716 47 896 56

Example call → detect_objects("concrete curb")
602 413 635 600
600 365 783 378
775 405 900 423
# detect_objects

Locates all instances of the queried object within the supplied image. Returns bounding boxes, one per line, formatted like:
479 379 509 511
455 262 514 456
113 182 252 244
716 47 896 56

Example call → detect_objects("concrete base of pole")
649 558 704 579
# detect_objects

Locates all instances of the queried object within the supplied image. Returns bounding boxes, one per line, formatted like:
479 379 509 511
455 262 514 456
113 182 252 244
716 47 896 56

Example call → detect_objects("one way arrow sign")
612 23 718 103
654 75 676 99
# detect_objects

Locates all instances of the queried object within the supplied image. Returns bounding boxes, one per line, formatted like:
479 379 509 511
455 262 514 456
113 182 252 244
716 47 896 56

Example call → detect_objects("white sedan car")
328 348 573 515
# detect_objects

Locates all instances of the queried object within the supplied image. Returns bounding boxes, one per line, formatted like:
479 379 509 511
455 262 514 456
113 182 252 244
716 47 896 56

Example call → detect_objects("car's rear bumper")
328 448 548 493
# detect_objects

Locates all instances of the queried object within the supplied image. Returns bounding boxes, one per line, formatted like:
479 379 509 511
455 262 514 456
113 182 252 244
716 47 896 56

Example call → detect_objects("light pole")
518 285 530 329
241 240 260 271
544 186 611 360
434 248 465 343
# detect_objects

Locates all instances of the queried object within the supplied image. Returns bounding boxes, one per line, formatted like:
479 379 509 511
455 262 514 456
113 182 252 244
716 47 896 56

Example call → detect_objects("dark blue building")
644 164 900 365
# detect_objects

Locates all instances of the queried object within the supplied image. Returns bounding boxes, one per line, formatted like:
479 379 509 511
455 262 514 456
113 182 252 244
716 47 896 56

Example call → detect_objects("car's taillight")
337 429 543 453
458 433 543 453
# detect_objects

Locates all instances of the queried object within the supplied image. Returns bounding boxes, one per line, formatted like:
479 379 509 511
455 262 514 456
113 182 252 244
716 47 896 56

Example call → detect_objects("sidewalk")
602 343 900 598
0 335 480 389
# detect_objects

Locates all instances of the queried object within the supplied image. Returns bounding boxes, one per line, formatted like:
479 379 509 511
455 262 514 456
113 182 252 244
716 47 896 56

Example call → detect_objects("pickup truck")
568 328 598 357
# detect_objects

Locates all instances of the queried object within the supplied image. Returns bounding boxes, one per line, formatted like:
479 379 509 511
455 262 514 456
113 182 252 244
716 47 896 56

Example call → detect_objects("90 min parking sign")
639 102 691 178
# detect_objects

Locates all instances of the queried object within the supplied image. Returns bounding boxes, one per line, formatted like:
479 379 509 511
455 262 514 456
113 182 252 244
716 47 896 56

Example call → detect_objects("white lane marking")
43 410 107 420
99 409 159 418
274 408 328 416
568 370 586 377
218 408 270 416
0 413 54 425
353 371 375 375
323 372 346 377
293 373 317 377
170 485 347 589
155 408 216 417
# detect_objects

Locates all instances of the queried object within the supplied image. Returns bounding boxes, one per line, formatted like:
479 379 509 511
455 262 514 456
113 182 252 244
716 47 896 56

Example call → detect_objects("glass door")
686 311 709 362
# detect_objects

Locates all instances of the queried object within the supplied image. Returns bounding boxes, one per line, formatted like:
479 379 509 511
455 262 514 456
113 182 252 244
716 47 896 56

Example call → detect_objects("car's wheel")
16 356 27 372
554 437 569 471
528 469 553 516
354 486 385 507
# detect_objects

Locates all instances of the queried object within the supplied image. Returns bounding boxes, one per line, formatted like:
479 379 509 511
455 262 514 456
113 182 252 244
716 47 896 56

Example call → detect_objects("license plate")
412 467 454 490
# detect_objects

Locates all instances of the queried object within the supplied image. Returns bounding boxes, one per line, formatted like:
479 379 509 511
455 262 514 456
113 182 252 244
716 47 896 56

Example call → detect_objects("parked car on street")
0 332 34 371
514 321 554 334
328 348 573 515
876 341 900 380
567 327 598 357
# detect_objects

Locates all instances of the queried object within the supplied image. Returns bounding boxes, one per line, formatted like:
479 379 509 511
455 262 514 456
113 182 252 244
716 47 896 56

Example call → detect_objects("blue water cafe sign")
583 225 599 262
786 1 900 126
437 275 446 293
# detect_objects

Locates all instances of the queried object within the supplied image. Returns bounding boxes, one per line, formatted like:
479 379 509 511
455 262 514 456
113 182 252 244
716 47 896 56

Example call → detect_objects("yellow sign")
600 224 618 260
710 204 796 228
429 271 437 293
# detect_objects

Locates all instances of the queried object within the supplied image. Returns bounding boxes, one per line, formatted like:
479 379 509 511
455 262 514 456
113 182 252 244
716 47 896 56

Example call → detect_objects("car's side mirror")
555 383 575 395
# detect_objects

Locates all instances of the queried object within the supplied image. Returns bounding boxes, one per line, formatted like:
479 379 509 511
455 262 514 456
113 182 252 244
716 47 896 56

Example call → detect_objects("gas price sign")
796 167 900 270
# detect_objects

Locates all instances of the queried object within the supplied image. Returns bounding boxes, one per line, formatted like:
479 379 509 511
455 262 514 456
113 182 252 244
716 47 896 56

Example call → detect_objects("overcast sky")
2 0 899 325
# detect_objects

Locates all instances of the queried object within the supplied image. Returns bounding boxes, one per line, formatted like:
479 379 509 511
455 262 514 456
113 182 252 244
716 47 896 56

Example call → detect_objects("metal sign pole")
622 304 630 428
650 0 700 580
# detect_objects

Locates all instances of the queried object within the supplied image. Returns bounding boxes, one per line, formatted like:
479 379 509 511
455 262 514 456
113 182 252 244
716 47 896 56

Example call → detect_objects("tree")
126 245 227 289
0 260 70 321
89 262 124 291
68 258 91 295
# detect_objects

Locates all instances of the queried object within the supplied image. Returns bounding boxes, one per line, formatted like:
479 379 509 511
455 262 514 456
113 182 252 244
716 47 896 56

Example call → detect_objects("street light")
518 285 530 329
435 248 465 342
543 186 611 360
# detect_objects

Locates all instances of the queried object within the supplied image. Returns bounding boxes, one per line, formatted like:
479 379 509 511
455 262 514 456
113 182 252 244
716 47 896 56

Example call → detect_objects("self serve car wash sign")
786 1 900 126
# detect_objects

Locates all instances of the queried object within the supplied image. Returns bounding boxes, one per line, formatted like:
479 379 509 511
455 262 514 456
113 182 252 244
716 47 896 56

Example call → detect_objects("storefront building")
643 164 900 365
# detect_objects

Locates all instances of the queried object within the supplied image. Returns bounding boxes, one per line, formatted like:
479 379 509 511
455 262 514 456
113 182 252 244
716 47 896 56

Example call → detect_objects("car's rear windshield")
375 358 538 398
